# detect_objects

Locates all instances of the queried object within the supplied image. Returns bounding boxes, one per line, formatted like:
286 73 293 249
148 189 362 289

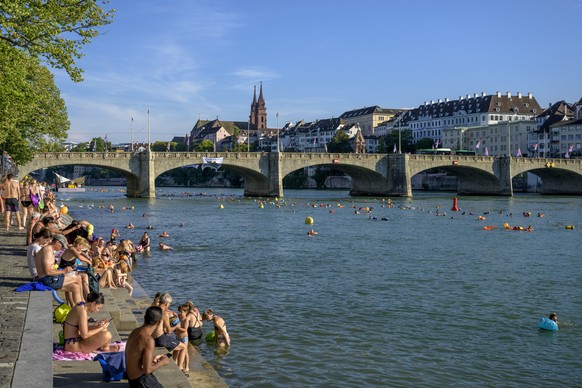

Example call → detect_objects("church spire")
249 82 267 130
258 81 264 103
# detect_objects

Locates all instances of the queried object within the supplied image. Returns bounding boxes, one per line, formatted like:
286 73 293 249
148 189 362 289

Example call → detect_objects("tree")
377 129 414 153
0 0 115 82
194 140 215 152
327 131 353 153
0 41 69 165
415 137 436 151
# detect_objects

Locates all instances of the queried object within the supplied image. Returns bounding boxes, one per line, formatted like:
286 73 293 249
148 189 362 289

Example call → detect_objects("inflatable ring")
205 330 216 342
538 317 558 331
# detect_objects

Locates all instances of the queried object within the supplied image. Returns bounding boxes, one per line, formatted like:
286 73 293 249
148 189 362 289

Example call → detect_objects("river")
57 188 581 387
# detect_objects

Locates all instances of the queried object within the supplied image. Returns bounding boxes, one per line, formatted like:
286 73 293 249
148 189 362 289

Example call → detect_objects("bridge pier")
243 153 283 197
127 151 155 198
385 154 412 197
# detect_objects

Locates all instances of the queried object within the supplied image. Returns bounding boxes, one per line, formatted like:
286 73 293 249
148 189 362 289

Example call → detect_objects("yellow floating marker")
219 204 224 209
259 203 264 209
60 205 68 215
305 216 314 224
565 225 575 230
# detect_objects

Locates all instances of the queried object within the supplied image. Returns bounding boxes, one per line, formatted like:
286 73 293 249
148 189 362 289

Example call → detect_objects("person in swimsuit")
19 180 32 227
139 232 151 253
59 236 93 298
549 312 559 326
2 173 22 231
34 234 84 305
125 307 170 388
184 301 203 341
159 242 173 250
175 304 192 374
203 309 231 348
62 292 119 353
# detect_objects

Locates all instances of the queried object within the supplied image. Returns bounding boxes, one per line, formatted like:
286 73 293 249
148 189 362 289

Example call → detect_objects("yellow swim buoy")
60 205 68 215
565 225 575 230
219 204 224 209
305 216 314 225
504 223 510 229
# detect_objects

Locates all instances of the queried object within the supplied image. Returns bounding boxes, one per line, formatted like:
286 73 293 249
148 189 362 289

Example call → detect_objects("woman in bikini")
62 292 119 353
59 236 93 298
203 309 231 348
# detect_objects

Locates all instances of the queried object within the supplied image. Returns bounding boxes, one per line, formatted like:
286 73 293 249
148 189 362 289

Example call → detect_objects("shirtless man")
152 293 187 362
35 234 84 305
2 173 22 231
158 242 173 250
125 307 170 388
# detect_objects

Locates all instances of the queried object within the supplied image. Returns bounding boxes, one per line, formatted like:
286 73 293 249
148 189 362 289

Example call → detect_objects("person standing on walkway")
126 306 170 388
2 173 23 231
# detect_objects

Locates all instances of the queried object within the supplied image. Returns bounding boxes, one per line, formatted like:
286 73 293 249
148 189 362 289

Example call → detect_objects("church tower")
250 82 267 129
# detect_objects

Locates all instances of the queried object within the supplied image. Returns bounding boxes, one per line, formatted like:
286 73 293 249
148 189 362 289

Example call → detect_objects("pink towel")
52 342 125 361
53 348 96 361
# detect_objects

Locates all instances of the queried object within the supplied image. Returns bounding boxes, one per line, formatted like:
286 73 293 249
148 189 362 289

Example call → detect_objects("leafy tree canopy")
194 140 214 152
0 40 69 165
0 0 115 82
378 129 414 153
327 131 353 153
415 137 437 151
70 137 111 152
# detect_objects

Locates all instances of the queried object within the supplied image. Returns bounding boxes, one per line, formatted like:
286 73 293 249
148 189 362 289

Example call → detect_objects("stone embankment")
0 228 227 388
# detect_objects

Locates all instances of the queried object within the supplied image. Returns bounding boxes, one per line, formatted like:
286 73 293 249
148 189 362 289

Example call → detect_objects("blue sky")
54 0 582 144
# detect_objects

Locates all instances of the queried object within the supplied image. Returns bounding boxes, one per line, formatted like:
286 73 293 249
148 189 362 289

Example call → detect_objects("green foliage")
327 131 353 153
378 129 414 153
0 40 69 165
283 169 308 188
70 137 110 152
312 167 329 189
415 137 436 151
194 140 215 152
0 0 115 82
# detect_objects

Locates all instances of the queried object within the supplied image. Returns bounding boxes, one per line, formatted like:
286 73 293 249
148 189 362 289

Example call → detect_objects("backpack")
54 303 72 323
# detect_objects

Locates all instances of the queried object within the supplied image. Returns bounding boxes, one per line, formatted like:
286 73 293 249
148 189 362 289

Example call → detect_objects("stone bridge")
18 151 582 198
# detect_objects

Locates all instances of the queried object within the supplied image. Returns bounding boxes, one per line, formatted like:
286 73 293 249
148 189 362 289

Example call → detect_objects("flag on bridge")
484 147 489 156
475 140 481 149
393 144 397 153
565 145 574 159
516 148 522 157
435 138 440 148
533 143 538 151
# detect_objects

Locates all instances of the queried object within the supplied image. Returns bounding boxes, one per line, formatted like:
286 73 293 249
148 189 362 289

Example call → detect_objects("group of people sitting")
125 291 230 385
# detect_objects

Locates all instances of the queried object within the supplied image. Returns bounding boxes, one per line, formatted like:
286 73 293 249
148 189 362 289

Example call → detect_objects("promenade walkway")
0 228 227 387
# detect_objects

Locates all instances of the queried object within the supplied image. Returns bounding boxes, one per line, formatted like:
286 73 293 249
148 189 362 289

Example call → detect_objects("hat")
53 234 69 249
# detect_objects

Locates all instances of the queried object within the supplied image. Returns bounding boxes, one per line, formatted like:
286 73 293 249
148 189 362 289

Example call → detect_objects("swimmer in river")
126 222 134 229
159 231 169 238
159 242 173 250
549 312 559 326
307 229 318 236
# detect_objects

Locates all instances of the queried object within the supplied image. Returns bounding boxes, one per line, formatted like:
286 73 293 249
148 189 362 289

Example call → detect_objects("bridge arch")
19 152 141 194
279 153 390 196
510 158 582 194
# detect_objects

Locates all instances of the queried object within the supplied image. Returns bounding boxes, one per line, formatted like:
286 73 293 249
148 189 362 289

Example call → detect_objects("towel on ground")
15 281 53 292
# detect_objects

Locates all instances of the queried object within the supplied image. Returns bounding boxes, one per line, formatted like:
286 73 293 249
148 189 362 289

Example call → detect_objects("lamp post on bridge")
276 112 280 153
